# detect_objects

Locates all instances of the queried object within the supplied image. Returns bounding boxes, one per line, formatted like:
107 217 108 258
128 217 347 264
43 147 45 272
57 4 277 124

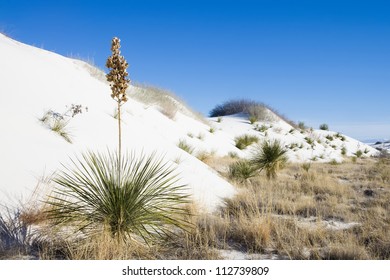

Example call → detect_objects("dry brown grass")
185 157 390 260
4 157 390 260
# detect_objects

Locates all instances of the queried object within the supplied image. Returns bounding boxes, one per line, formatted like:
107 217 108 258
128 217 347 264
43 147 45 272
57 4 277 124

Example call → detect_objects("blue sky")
1 0 389 140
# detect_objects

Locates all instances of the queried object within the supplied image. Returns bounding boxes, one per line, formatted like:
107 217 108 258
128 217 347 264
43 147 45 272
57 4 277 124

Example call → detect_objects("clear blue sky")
1 0 389 140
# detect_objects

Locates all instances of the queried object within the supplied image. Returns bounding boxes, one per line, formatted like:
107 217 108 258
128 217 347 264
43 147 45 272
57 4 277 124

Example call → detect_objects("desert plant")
235 135 259 150
178 139 194 154
319 124 329 130
39 104 87 143
209 99 261 117
209 127 215 133
305 137 314 146
197 133 205 141
326 135 334 141
50 119 72 143
250 140 288 179
217 117 222 123
341 147 347 156
228 151 239 159
46 151 190 243
298 121 306 130
106 37 130 161
254 124 268 133
354 150 363 158
249 115 258 124
228 160 257 182
302 163 311 172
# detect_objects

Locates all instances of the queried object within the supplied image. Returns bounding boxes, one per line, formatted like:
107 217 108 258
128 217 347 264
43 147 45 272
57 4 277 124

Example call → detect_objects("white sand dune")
0 33 378 210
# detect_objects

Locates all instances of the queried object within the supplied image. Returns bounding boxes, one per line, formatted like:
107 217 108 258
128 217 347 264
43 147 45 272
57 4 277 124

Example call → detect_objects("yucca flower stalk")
106 37 130 164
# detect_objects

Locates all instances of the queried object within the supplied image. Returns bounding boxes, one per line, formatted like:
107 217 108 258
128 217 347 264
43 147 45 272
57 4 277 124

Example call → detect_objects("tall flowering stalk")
106 37 130 161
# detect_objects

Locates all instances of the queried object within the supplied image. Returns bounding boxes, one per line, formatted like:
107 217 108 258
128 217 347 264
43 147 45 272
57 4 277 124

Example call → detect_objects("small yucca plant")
228 160 257 182
46 151 190 244
250 140 288 179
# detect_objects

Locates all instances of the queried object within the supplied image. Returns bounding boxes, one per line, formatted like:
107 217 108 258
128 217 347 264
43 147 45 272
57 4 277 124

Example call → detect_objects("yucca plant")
250 140 288 179
46 151 190 244
228 160 257 182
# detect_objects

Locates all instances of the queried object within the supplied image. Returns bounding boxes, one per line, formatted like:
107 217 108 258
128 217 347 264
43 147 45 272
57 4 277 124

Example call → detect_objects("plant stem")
118 102 122 182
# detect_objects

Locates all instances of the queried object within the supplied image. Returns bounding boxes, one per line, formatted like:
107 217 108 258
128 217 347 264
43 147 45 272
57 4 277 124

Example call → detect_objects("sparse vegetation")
196 150 215 163
39 104 87 143
305 137 314 146
4 157 390 260
228 160 257 182
301 163 311 172
355 150 363 158
326 135 334 141
249 115 258 124
235 135 259 150
250 140 288 179
228 151 239 159
254 124 268 133
178 139 195 154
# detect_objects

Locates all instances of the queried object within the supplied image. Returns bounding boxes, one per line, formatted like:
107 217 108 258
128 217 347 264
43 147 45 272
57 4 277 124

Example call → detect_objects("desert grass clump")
301 163 311 172
250 140 288 179
228 160 257 182
39 105 86 143
46 151 190 244
178 139 195 155
354 150 363 158
235 134 259 150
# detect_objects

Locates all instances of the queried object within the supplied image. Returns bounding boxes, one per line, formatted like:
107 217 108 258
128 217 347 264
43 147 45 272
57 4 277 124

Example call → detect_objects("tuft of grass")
209 127 216 133
305 137 314 146
354 150 363 158
326 135 334 141
228 160 257 182
178 139 195 154
39 111 73 143
50 120 72 143
235 135 259 150
228 151 239 159
249 115 258 124
254 124 268 133
196 150 215 163
250 140 288 179
45 151 191 244
302 163 311 172
197 133 205 141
